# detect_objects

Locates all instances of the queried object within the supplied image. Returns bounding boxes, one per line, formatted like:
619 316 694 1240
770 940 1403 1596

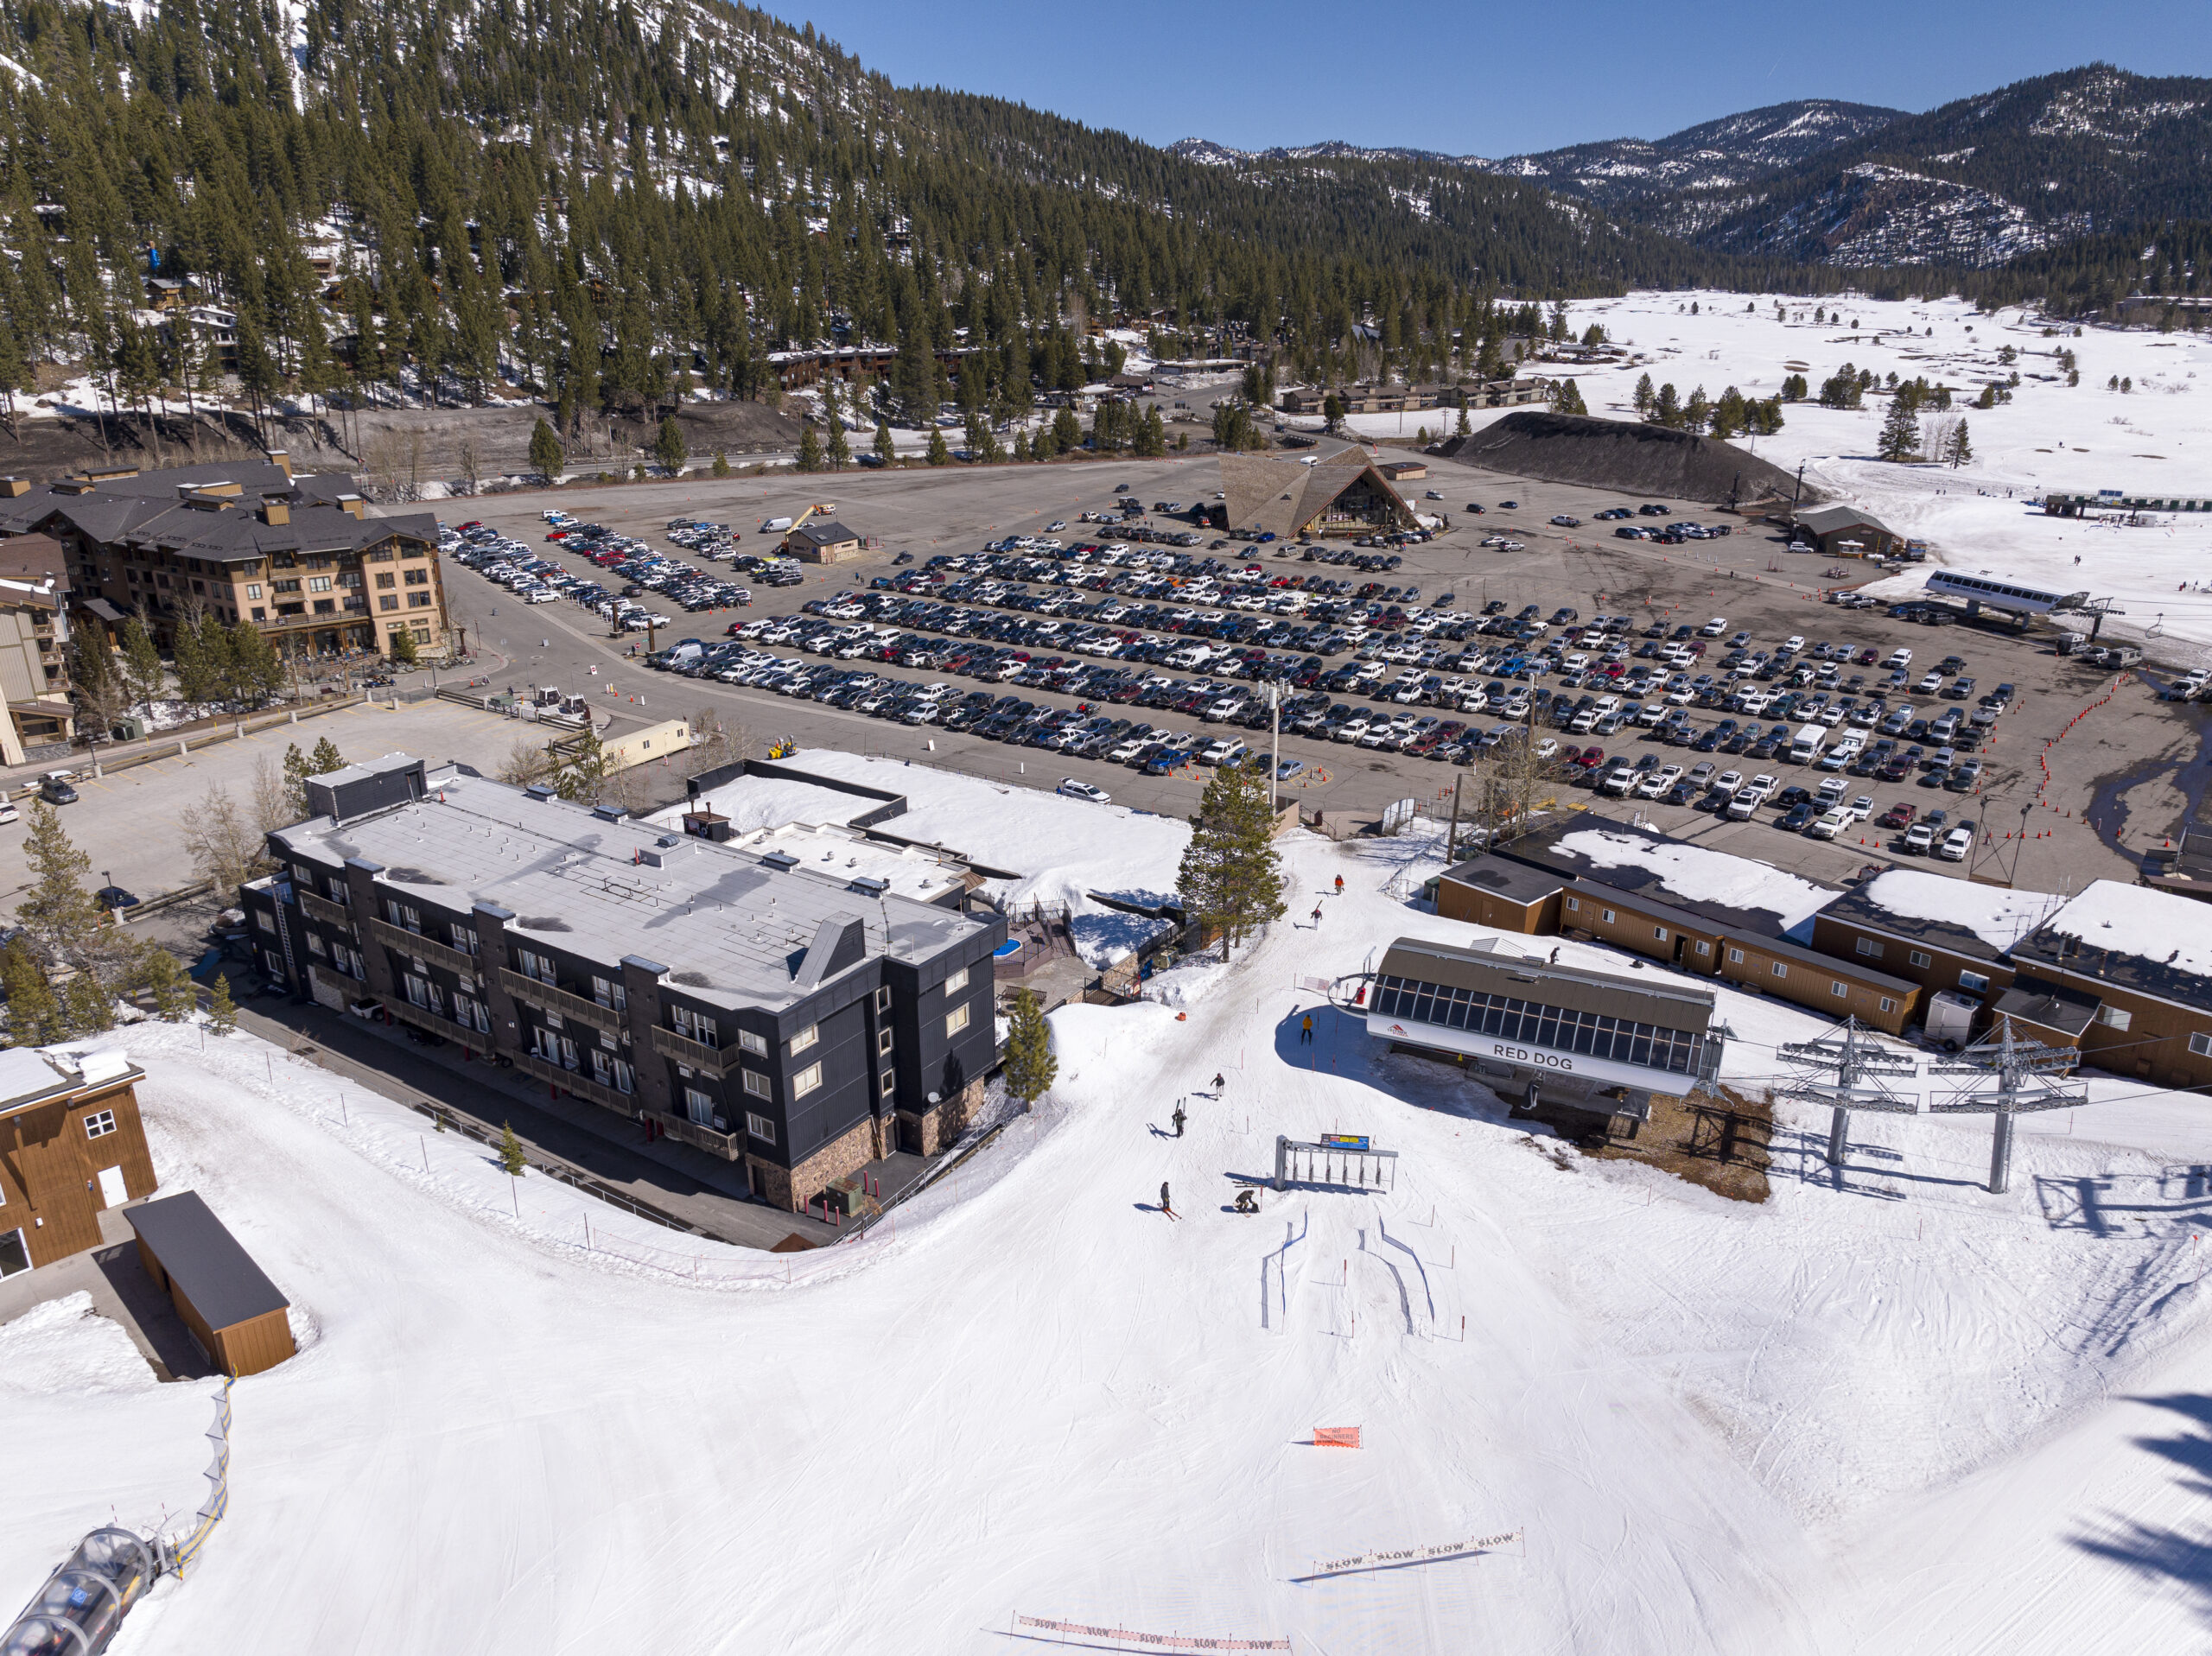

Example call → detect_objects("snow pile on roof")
2042 879 2212 980
0 1292 159 1399
1860 870 2065 952
1559 828 1835 930
769 750 1190 914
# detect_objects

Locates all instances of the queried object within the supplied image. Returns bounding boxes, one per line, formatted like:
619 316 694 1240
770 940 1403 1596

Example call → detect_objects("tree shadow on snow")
2071 1393 2212 1627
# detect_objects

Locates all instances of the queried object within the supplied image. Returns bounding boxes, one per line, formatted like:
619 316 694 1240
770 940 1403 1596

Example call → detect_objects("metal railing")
406 1100 713 1236
650 1025 738 1074
512 1047 633 1113
386 998 493 1050
299 890 353 929
365 915 482 979
498 968 625 1032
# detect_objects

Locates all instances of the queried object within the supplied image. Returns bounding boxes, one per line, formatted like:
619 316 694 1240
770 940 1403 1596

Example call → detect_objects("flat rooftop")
722 822 968 906
274 769 989 1012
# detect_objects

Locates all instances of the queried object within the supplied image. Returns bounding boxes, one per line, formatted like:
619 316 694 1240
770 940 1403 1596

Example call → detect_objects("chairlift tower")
1777 1017 1920 1167
1926 1015 2088 1195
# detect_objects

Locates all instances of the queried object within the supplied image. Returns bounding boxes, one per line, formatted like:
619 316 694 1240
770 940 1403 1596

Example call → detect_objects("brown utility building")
0 1048 155 1278
1432 854 1566 933
124 1191 296 1377
783 520 864 563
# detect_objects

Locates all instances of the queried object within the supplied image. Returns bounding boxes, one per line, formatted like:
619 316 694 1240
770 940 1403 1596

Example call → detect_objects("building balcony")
513 1049 633 1114
498 968 626 1034
299 890 353 930
387 999 493 1050
365 916 482 980
649 1025 741 1075
642 1109 743 1161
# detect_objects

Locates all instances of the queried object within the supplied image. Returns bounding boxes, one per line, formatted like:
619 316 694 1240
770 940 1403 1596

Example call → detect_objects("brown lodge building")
0 457 449 660
1433 814 2212 1089
0 1045 156 1278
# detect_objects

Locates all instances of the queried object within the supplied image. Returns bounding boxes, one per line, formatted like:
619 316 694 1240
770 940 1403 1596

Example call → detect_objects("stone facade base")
749 1113 880 1213
898 1075 988 1157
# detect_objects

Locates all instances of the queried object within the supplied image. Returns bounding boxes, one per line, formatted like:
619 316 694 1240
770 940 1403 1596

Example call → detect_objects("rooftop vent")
524 784 556 801
761 851 800 872
592 803 626 822
851 875 891 897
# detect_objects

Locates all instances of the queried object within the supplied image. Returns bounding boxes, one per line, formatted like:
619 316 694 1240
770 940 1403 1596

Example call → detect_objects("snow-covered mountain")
1178 67 2212 270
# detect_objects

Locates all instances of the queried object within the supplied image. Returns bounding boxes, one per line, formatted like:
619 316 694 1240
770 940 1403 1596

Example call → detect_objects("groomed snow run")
15 827 2212 1652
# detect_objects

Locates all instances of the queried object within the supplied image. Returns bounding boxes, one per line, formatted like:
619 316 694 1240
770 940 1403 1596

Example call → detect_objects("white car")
1057 778 1111 804
1747 773 1780 801
1699 617 1728 637
1937 826 1974 861
1806 809 1851 841
1047 522 1068 533
1783 636 1807 653
0 803 17 826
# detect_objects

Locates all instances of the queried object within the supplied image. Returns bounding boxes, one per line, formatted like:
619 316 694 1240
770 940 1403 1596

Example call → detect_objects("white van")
1789 723 1827 765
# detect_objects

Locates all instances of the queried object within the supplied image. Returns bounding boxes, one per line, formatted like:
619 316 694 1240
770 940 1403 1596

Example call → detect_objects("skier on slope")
1211 1072 1225 1092
1300 1012 1314 1045
1160 1181 1173 1217
1172 1102 1186 1138
1333 875 1344 895
1312 904 1324 927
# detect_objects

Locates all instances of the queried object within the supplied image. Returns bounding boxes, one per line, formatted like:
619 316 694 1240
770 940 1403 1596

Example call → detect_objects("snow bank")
1558 826 1836 930
0 1292 156 1399
1859 867 2065 951
775 750 1191 913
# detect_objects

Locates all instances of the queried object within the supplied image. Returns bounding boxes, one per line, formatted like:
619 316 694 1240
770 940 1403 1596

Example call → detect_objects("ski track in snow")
10 826 2212 1650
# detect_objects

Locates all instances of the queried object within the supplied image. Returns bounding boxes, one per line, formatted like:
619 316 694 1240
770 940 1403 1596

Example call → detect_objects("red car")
1877 802 1916 829
1575 746 1607 770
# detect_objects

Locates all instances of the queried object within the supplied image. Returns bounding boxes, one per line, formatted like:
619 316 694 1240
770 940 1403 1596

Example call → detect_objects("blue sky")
785 0 2212 156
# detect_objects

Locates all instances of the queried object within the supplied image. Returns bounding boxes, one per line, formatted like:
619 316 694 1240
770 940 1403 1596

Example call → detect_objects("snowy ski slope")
9 822 2212 1652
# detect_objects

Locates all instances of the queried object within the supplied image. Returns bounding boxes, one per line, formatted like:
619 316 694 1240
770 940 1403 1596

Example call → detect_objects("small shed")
125 1191 295 1377
782 519 863 563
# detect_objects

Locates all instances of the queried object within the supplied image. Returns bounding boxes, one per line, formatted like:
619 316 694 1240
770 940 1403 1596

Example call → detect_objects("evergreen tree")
499 1121 528 1176
1001 988 1056 1108
1321 391 1345 433
1682 386 1711 435
712 451 731 477
1 941 66 1046
1550 378 1586 416
119 616 164 714
1175 761 1287 949
1946 418 1974 468
1878 395 1922 462
226 622 284 706
1632 372 1656 417
825 415 851 469
63 970 114 1035
553 727 614 802
796 426 824 473
206 974 238 1036
529 417 564 479
1652 383 1681 427
1781 372 1809 403
390 628 420 665
874 420 895 466
654 416 689 474
16 803 109 983
925 427 950 466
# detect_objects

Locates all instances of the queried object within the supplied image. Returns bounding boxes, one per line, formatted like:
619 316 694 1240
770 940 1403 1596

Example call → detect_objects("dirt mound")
1433 411 1808 507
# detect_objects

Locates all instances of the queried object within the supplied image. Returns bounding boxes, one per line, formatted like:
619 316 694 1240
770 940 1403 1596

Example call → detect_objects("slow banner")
1313 1425 1361 1448
1014 1615 1289 1651
1302 1528 1523 1581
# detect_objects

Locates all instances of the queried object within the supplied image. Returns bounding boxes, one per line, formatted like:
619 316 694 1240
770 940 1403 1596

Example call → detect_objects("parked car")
1056 778 1111 804
1903 822 1936 854
1937 825 1974 861
38 776 77 804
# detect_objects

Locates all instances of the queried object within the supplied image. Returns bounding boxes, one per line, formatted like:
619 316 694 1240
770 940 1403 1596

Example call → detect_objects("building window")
791 1062 823 1098
1654 926 1668 941
1602 909 1617 925
305 931 327 958
877 1028 894 1055
1908 950 1932 969
387 898 419 932
591 974 626 1011
407 593 433 608
308 576 333 593
946 1004 971 1037
404 974 431 1010
379 596 398 612
404 567 429 585
455 994 490 1034
375 572 396 588
742 1069 771 1098
449 923 479 955
255 909 276 933
1879 998 1897 1013
789 1024 818 1056
1564 897 1579 913
1695 941 1710 955
874 986 893 1013
675 1006 718 1047
83 1110 117 1139
1727 948 1744 964
1832 980 1849 998
1855 937 1884 959
739 1030 767 1056
2096 1005 2132 1031
944 967 969 995
2191 1032 2212 1058
1771 962 1788 979
1958 971 1991 994
745 1112 777 1144
518 949 556 985
245 583 263 600
880 1069 896 1097
251 607 267 621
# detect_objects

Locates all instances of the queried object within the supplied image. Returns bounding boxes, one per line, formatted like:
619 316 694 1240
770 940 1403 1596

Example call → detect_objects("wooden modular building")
124 1190 296 1377
0 1047 155 1278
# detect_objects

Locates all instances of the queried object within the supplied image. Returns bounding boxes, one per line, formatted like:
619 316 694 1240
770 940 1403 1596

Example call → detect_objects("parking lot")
435 444 2194 896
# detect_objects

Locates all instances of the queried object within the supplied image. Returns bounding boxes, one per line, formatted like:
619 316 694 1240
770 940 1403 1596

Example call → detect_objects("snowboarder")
1333 875 1344 895
1160 1181 1174 1217
1172 1102 1186 1138
1300 1013 1314 1044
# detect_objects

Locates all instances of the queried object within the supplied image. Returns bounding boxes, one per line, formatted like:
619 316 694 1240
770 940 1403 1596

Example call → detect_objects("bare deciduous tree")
498 738 556 787
180 783 270 892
